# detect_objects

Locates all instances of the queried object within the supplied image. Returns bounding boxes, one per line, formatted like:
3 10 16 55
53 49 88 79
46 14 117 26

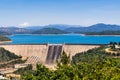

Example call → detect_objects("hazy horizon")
0 0 120 27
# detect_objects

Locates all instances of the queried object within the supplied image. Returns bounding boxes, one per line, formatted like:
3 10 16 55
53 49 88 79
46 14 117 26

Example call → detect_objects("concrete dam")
0 44 99 65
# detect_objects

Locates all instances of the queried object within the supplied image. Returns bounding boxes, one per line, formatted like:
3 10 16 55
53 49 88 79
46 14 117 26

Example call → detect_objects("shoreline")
0 41 12 44
7 33 81 36
85 34 120 36
7 33 120 36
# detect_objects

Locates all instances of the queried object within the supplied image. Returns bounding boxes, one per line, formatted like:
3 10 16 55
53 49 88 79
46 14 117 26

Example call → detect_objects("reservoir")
6 34 120 44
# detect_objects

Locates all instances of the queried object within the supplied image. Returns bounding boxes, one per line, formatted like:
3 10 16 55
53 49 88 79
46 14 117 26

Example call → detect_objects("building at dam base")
0 44 99 67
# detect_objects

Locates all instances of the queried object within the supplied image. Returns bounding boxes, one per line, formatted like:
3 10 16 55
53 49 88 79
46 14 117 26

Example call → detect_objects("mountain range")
0 27 32 34
65 23 120 33
25 24 75 30
32 28 69 34
1 23 120 35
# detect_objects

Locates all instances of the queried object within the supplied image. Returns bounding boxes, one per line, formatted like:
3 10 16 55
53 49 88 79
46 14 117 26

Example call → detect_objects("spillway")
46 45 63 64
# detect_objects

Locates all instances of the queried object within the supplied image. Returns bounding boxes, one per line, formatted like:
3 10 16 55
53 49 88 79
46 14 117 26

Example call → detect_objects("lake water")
6 34 120 44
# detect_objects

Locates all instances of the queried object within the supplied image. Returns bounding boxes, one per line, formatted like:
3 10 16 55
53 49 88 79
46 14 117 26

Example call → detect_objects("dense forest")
0 36 11 41
84 30 120 35
21 47 120 80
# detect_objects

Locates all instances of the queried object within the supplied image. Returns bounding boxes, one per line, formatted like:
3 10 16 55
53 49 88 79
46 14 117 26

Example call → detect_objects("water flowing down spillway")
46 45 63 64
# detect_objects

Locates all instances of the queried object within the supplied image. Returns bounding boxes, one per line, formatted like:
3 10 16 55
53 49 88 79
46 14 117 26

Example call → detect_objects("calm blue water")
6 34 120 44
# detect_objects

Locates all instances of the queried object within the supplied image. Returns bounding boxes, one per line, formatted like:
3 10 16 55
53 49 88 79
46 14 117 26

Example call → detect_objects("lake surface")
6 34 120 44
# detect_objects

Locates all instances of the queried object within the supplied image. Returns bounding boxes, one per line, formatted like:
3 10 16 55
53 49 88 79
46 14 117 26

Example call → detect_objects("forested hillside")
0 36 11 41
32 28 69 34
84 30 120 35
0 47 19 62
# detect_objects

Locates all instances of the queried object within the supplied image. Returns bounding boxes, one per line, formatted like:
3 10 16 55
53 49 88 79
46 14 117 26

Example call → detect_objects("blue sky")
0 0 120 27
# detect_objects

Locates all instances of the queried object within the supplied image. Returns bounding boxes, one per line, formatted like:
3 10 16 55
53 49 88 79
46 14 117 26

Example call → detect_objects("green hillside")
85 30 120 35
32 28 69 34
0 47 19 62
0 36 11 41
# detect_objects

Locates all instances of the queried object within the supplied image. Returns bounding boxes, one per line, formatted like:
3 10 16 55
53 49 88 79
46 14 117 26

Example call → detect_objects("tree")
60 51 70 65
109 42 114 45
109 42 118 50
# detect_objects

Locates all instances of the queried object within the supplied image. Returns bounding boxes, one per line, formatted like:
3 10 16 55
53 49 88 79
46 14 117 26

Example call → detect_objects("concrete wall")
0 44 99 64
63 44 99 58
0 45 48 63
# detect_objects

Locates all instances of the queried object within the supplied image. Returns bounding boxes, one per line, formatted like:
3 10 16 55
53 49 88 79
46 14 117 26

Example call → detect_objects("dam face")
0 44 99 65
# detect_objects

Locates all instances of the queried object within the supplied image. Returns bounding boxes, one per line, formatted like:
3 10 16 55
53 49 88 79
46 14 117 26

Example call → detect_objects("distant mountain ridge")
25 24 77 30
32 28 69 34
88 23 120 32
0 27 32 34
25 23 120 33
1 23 120 35
0 31 11 36
65 23 120 33
25 26 43 31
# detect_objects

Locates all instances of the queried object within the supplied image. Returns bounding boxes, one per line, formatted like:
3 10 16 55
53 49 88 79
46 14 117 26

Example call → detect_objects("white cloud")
19 22 30 27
